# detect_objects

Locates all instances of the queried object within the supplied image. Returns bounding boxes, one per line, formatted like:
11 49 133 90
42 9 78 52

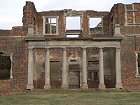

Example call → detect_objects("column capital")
62 47 66 51
45 47 50 51
99 47 104 49
82 47 87 51
116 47 121 50
99 47 104 52
28 46 34 50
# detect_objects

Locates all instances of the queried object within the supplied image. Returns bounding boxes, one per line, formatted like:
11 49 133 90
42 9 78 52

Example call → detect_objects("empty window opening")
66 16 81 38
89 17 102 35
0 53 11 80
44 17 58 34
137 53 140 75
66 16 81 30
66 35 79 38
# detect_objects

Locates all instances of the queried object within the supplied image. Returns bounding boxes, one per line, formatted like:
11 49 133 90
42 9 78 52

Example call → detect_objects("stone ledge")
24 36 123 41
24 36 46 41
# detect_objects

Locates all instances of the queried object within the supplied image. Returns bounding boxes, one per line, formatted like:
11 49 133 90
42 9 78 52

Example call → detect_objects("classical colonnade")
26 44 123 90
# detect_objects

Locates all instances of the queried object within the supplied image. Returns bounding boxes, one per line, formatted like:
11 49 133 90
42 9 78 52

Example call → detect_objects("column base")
61 84 68 89
26 84 34 90
99 83 106 90
81 86 88 89
81 84 88 89
115 83 123 89
44 85 51 89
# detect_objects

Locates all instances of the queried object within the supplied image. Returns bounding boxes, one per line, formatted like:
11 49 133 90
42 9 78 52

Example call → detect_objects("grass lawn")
0 89 140 105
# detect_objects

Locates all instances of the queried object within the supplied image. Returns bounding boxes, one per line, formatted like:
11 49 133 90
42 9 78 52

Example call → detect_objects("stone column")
82 47 88 89
26 47 34 89
115 48 123 89
99 47 105 89
61 48 68 89
44 48 51 89
10 52 13 79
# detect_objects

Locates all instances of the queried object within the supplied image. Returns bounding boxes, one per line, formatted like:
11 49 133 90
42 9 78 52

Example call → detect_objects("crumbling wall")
0 30 10 36
82 11 108 37
22 1 38 35
10 26 26 36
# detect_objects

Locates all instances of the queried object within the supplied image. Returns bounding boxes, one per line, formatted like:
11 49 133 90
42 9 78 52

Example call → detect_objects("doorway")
68 64 80 88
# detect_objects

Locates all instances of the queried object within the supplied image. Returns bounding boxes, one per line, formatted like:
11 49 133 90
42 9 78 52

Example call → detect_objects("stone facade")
0 1 140 91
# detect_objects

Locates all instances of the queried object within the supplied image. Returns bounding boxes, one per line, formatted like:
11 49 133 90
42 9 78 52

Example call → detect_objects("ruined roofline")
25 1 109 13
40 9 109 13
26 1 140 14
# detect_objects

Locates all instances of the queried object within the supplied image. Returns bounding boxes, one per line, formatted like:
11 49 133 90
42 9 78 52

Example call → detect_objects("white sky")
0 0 139 29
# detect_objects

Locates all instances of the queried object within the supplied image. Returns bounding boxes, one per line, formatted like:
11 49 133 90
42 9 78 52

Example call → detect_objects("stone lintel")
28 40 120 48
24 36 123 41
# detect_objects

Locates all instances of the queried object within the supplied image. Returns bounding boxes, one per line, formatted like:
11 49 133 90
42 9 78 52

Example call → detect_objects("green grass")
0 90 140 105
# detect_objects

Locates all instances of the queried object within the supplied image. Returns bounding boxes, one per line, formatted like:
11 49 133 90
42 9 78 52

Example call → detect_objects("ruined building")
0 1 140 90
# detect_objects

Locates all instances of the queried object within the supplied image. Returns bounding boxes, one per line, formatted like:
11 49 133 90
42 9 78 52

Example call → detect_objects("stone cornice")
24 36 123 41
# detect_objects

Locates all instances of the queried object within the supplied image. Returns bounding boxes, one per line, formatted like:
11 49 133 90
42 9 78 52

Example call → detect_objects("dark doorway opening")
68 64 80 88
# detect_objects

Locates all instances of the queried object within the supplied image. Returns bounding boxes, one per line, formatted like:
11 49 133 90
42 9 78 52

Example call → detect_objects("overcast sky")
0 0 139 29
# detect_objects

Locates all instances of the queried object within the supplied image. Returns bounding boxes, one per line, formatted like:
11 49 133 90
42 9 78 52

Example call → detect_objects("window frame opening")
89 17 103 35
0 52 11 80
43 16 58 35
136 52 140 77
65 16 81 38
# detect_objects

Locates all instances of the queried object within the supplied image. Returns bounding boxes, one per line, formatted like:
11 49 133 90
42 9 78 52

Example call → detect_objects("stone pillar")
26 47 34 89
61 48 68 89
99 47 105 89
115 48 123 89
10 52 13 79
82 47 88 89
27 24 34 36
114 24 121 37
44 48 51 89
43 16 46 35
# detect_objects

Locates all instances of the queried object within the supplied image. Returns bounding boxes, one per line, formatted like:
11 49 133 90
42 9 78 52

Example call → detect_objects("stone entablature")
27 39 121 48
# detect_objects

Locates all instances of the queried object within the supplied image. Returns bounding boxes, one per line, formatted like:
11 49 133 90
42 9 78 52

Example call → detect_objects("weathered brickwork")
0 36 28 90
1 1 140 91
121 37 140 90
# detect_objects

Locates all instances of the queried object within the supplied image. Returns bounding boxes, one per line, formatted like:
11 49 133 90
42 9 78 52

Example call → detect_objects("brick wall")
0 30 10 36
82 11 108 37
0 37 28 90
121 37 140 91
10 26 26 36
119 3 140 90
